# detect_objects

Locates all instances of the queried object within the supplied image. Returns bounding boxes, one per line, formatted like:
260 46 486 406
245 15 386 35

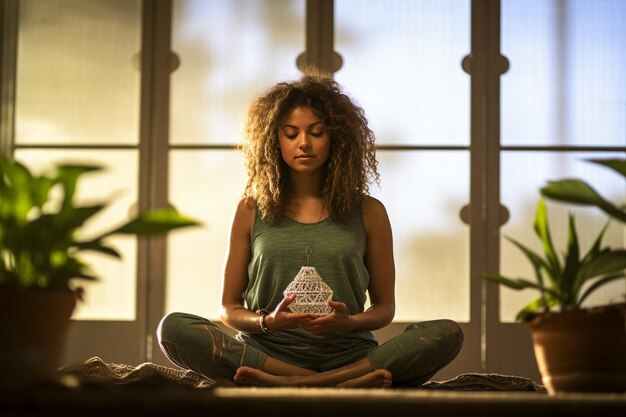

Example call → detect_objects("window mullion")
0 0 18 158
468 0 506 372
138 0 173 363
298 0 341 74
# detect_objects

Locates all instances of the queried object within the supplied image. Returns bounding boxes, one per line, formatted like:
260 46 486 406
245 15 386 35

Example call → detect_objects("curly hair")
241 70 379 222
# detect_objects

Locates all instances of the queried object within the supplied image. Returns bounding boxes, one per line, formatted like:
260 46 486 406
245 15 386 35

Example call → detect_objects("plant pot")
526 303 626 394
0 288 76 391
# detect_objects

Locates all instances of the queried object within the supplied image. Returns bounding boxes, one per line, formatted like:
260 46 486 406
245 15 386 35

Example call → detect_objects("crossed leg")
234 319 464 388
234 356 392 388
157 312 391 387
158 313 461 388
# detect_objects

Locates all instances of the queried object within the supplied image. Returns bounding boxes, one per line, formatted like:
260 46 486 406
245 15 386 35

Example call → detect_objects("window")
13 0 142 320
500 0 626 321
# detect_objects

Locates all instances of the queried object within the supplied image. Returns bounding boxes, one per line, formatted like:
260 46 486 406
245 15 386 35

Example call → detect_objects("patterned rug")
58 357 546 392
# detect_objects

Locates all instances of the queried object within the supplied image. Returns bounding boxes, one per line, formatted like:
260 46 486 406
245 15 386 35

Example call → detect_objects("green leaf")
599 202 626 224
588 158 626 179
55 164 102 212
578 272 626 307
52 205 105 230
533 199 561 279
482 274 549 292
541 179 605 205
25 205 105 249
103 209 201 237
47 256 96 288
560 214 580 304
515 294 559 322
30 176 57 210
0 157 35 222
577 250 626 284
505 235 555 287
580 221 609 266
541 180 626 224
72 240 121 258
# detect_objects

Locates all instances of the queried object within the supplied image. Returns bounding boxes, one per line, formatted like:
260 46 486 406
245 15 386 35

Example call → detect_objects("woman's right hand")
265 294 316 332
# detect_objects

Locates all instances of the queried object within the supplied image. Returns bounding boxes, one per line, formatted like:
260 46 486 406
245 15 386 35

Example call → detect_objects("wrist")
256 309 273 334
347 313 363 332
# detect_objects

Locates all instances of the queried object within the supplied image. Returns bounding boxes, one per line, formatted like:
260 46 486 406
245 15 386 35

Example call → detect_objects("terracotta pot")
526 303 626 394
0 288 76 390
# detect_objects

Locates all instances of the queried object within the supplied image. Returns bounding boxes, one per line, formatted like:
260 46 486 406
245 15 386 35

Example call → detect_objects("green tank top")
237 206 378 371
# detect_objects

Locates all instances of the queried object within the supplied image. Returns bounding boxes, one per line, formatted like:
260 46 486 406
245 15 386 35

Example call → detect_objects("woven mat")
420 372 545 392
58 357 545 392
58 357 215 389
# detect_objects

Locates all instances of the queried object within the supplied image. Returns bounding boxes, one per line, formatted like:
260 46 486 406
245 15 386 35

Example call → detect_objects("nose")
297 132 311 149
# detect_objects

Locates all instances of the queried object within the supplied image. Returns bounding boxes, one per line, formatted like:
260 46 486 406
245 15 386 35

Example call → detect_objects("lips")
296 154 314 159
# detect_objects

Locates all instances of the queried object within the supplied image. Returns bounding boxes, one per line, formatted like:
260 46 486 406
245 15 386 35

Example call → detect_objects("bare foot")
336 369 393 388
234 366 297 386
234 366 393 388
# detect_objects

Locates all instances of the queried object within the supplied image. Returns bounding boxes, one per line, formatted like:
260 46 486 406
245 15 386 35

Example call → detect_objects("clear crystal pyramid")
283 266 333 316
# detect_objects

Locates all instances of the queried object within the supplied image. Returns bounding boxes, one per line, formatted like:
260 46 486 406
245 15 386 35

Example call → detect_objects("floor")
2 384 625 417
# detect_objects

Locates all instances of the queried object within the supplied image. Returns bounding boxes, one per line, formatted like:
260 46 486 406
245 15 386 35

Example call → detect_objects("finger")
276 293 297 311
328 300 347 313
305 317 322 326
299 323 324 333
290 313 316 322
306 314 332 326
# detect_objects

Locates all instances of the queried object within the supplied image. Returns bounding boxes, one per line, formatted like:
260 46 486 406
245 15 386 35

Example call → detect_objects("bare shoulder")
362 195 391 231
232 198 256 234
236 197 256 214
362 195 389 219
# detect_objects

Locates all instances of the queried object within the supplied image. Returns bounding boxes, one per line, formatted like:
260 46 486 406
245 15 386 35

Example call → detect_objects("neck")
289 171 323 199
286 174 326 222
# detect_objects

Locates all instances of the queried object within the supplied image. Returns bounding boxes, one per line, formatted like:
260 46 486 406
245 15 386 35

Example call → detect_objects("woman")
157 71 463 387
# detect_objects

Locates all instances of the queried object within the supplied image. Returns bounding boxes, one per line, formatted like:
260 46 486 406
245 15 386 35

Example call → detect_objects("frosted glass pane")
500 152 626 322
15 0 141 145
502 0 626 145
167 151 247 318
335 0 470 146
372 151 470 322
170 0 305 144
13 150 139 320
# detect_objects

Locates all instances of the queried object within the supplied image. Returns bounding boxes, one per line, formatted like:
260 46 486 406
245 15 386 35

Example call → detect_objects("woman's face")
278 106 331 176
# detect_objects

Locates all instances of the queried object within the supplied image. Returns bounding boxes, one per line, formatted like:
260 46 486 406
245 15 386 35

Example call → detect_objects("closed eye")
284 131 325 140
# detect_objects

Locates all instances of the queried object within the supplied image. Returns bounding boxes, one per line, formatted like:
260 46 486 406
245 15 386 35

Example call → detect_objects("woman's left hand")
298 301 357 333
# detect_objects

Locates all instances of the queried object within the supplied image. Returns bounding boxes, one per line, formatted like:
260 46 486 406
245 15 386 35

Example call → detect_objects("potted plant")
484 158 626 394
0 155 199 390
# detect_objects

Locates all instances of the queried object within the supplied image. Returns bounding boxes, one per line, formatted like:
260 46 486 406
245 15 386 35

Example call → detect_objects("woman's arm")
220 200 262 333
220 200 316 333
299 196 396 333
358 195 396 328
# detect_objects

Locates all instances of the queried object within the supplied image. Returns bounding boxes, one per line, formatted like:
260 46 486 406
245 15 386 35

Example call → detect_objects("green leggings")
157 312 463 386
